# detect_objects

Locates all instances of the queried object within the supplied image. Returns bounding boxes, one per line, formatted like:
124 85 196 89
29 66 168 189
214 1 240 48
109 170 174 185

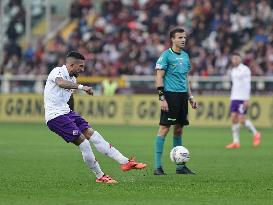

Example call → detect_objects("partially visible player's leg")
154 125 169 175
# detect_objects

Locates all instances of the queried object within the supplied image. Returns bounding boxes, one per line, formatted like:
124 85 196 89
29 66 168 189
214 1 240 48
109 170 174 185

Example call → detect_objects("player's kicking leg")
73 135 117 184
82 128 147 171
47 114 117 184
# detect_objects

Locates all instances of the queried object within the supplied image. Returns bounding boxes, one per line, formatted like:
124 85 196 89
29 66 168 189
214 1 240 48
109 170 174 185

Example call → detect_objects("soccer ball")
170 146 190 164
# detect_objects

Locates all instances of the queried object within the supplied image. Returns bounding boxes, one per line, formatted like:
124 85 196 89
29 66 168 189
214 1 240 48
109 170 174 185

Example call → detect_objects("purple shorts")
47 111 90 143
230 100 247 115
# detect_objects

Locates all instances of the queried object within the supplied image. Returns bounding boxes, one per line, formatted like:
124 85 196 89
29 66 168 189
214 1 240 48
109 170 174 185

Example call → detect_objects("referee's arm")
187 74 198 109
155 70 165 88
187 74 193 98
156 69 169 112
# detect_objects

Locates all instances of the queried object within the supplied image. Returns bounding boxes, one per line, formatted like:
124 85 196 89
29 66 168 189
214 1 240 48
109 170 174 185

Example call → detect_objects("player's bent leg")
46 111 117 184
84 129 147 170
86 129 128 164
74 135 117 184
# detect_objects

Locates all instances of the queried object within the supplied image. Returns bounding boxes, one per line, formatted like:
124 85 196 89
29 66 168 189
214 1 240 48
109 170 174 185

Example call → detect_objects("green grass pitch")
0 123 272 205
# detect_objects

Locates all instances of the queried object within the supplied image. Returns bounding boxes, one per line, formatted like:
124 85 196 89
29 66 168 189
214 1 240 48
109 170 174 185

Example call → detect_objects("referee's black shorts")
159 92 189 126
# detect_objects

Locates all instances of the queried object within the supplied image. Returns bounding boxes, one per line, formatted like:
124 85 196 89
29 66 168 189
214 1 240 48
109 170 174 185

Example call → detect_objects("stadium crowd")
1 0 273 76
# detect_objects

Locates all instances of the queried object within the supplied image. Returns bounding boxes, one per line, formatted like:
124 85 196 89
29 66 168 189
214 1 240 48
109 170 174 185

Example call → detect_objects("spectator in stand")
1 0 273 77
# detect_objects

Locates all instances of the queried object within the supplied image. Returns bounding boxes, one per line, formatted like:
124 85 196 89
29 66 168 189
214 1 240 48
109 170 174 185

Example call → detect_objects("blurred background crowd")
1 0 273 77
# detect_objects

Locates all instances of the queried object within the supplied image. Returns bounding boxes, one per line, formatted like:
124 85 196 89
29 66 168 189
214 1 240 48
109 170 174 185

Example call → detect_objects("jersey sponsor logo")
72 130 79 135
168 118 176 121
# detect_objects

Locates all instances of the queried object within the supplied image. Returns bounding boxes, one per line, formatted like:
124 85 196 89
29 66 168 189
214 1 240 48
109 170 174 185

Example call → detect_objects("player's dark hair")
169 27 185 39
66 51 85 60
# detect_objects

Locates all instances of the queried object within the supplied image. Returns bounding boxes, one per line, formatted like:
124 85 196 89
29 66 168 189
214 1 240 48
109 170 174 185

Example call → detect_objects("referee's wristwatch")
188 95 194 101
159 95 165 101
157 86 165 101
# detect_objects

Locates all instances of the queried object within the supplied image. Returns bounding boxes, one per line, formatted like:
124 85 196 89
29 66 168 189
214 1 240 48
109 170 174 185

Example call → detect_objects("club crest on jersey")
72 130 79 135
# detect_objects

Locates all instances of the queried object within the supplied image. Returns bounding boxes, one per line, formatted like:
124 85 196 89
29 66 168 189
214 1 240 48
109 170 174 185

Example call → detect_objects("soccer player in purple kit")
44 51 146 184
226 53 261 149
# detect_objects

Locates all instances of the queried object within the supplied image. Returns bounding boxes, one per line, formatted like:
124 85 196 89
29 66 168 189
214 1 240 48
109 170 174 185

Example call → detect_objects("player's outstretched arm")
55 77 93 95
